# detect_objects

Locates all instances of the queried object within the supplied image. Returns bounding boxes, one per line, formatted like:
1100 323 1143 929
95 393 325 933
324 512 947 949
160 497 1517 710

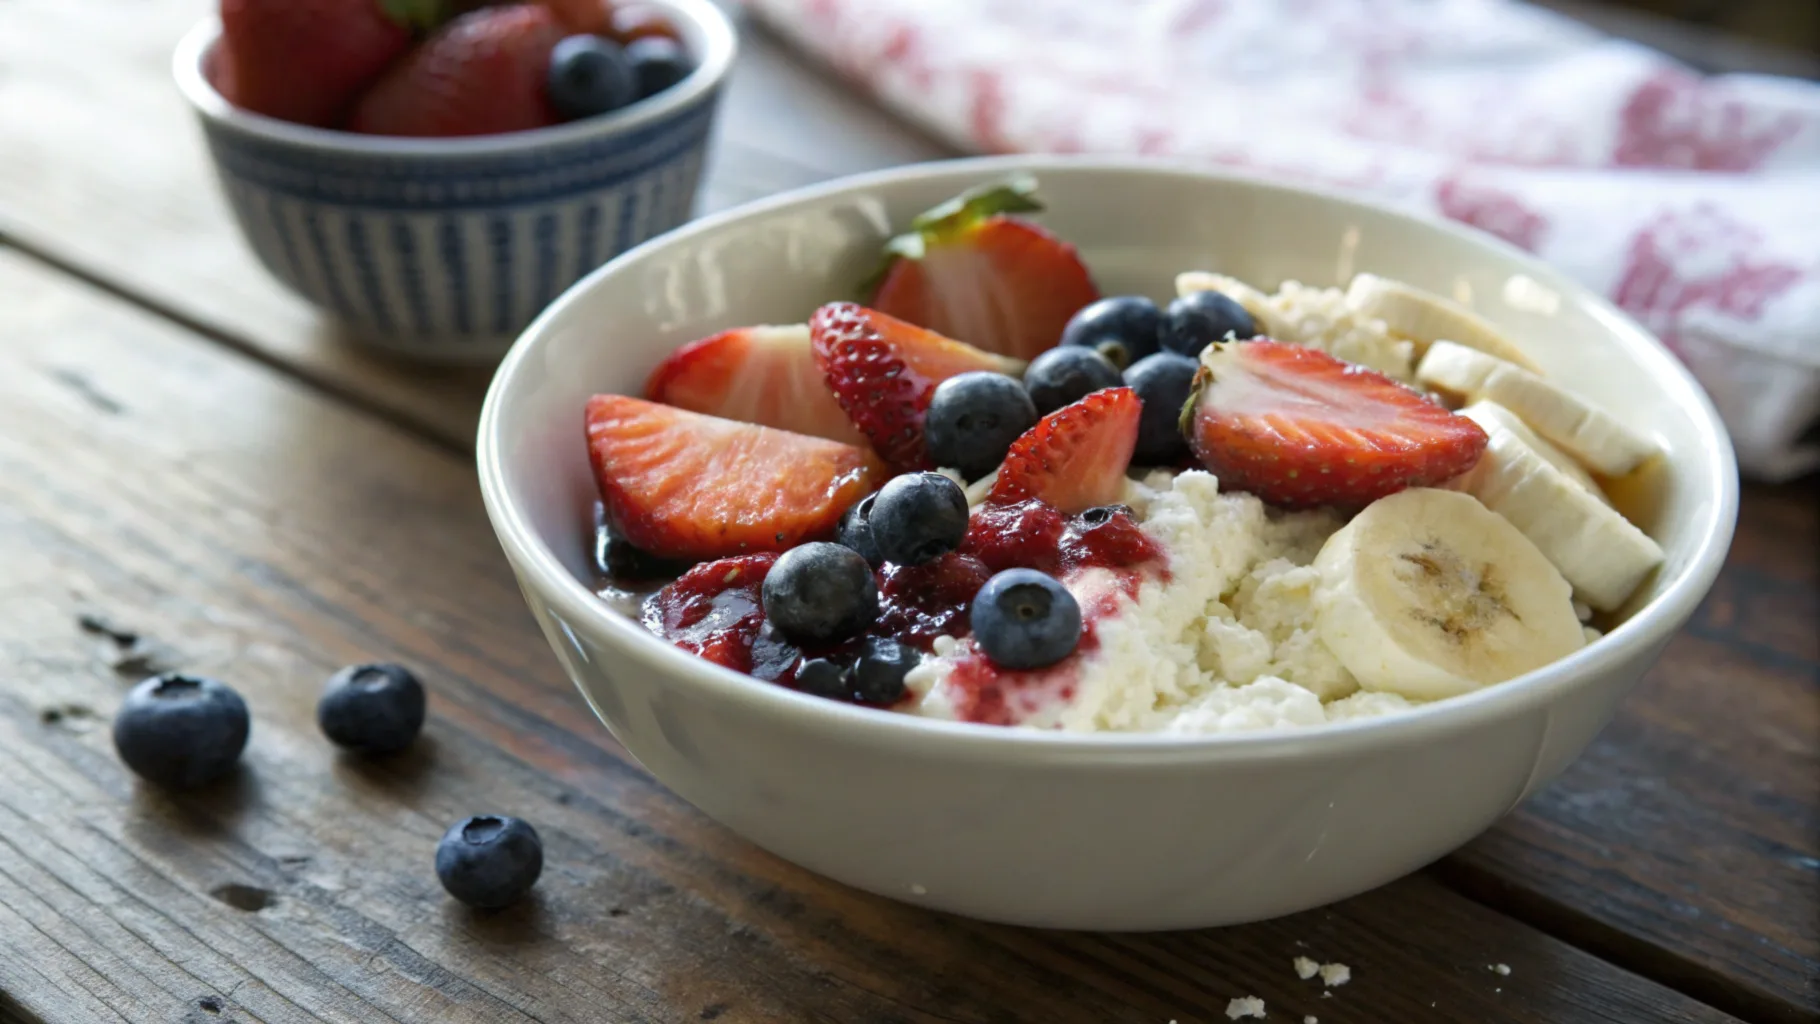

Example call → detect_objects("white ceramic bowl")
477 157 1737 930
173 0 736 362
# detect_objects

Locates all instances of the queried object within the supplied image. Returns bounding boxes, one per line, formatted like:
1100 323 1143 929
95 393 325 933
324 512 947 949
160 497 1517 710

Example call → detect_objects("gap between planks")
1434 859 1813 1024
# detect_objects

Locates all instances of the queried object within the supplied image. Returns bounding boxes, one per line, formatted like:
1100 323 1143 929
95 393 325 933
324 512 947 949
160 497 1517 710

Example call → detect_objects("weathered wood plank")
0 249 1744 1023
1443 476 1820 1024
0 0 950 449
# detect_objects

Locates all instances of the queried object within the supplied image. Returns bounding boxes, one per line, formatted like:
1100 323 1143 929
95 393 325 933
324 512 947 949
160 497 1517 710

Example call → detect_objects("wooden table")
1 3 1815 1022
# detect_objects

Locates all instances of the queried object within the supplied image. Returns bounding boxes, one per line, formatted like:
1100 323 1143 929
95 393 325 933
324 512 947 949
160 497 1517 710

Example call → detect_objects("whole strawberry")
218 0 444 128
350 4 566 137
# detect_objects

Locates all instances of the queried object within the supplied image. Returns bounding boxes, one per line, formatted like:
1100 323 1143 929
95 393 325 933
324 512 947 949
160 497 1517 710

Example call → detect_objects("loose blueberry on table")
112 673 251 789
581 176 1664 730
317 662 427 756
213 0 692 137
435 815 545 909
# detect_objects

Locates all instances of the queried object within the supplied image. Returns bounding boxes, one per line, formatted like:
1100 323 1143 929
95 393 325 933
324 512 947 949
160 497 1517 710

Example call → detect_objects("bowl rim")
477 154 1740 763
171 0 736 156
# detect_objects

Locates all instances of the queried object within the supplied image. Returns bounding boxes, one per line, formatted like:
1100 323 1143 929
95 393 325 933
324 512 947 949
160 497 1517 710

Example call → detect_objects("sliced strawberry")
867 175 1099 361
808 302 1025 472
989 387 1141 514
586 395 884 560
1183 340 1489 508
644 324 867 447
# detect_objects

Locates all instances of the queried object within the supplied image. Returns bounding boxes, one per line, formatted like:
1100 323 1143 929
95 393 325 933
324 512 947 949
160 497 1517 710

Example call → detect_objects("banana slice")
1313 488 1585 700
1448 400 1664 612
1416 341 1657 476
1455 399 1609 504
1346 273 1544 373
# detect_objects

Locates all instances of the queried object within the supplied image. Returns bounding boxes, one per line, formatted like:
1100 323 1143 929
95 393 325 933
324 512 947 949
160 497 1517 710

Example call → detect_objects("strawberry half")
349 4 565 137
809 303 1025 472
644 325 868 447
989 387 1141 514
1183 341 1489 509
586 395 884 560
867 176 1099 361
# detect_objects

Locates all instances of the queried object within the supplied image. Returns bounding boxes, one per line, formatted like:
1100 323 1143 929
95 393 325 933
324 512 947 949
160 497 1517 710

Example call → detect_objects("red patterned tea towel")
746 0 1820 480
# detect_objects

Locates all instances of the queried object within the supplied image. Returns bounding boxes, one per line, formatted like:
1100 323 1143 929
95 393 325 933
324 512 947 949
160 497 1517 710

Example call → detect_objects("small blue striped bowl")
173 0 735 363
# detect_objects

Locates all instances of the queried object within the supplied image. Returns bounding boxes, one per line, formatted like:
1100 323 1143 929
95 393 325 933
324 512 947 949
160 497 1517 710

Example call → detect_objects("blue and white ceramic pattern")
173 0 735 362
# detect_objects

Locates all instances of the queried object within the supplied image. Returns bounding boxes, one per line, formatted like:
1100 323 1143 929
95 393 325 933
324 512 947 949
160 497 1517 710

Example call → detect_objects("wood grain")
0 249 1746 1023
1442 476 1820 1024
2 1 1816 1017
0 0 950 450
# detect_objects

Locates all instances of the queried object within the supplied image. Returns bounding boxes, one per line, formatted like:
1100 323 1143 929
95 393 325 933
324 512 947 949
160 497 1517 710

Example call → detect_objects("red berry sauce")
639 554 776 674
963 500 1166 591
625 500 1167 716
875 552 994 649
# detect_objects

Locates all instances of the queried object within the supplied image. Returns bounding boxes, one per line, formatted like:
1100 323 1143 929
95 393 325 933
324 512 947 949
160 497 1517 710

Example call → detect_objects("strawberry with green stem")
867 176 1100 362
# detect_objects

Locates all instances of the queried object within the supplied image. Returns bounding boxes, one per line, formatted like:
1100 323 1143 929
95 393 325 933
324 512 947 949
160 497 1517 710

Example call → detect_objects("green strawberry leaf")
856 175 1046 300
908 174 1044 240
379 0 450 32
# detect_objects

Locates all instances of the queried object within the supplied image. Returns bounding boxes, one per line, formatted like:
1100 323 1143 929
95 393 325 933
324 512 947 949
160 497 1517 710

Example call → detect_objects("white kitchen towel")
746 0 1820 480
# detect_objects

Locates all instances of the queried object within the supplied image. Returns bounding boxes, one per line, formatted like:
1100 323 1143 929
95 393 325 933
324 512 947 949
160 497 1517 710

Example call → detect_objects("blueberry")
851 636 917 705
924 372 1039 480
869 472 970 566
547 35 636 121
970 569 1082 670
111 674 249 790
749 622 802 683
1123 352 1200 464
316 663 425 756
1023 347 1123 415
794 657 850 700
1161 290 1257 357
435 815 543 909
761 542 879 643
1060 296 1162 368
625 36 693 99
836 495 883 567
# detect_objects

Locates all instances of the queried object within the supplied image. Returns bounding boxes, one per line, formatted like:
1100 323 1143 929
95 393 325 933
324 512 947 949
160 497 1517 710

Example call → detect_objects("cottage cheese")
904 470 1427 733
1178 272 1416 381
1225 996 1267 1020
